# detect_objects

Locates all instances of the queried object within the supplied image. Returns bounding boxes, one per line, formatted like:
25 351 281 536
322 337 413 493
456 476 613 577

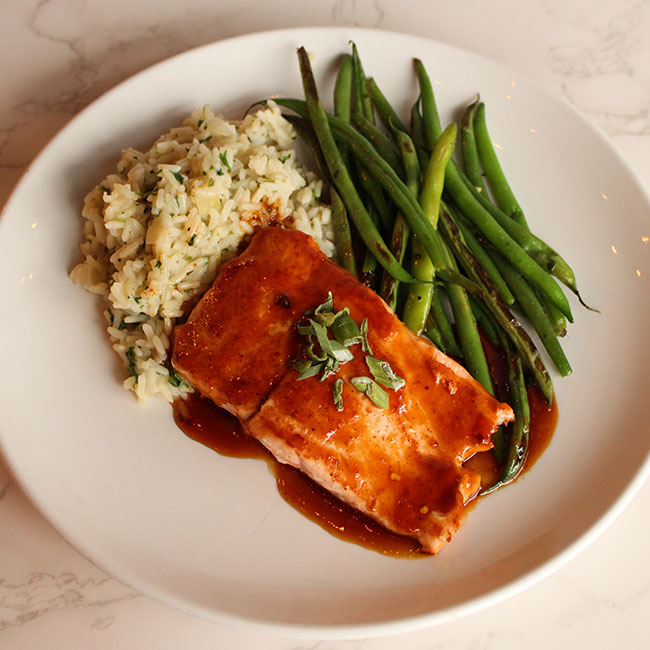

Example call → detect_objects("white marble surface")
1 0 649 647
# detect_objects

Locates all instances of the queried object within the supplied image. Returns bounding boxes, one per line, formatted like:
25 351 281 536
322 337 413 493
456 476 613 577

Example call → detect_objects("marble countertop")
1 1 648 648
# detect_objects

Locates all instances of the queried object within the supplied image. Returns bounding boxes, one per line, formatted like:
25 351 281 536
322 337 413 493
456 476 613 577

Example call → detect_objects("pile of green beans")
275 44 588 492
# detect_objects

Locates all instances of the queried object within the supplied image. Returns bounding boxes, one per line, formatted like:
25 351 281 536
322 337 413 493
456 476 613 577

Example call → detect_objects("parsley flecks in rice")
70 101 335 402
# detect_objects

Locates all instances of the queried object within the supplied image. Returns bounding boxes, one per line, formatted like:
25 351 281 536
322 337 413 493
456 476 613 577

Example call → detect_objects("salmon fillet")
172 226 514 553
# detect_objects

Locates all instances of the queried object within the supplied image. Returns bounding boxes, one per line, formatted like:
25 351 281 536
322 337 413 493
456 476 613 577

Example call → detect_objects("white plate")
0 27 649 639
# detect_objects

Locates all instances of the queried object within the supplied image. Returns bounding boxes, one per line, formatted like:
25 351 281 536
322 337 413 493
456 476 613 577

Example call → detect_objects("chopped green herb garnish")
188 234 196 246
331 309 362 347
292 293 403 411
297 321 316 337
118 320 127 330
333 379 344 412
199 136 212 143
168 371 182 387
172 171 184 184
310 319 354 364
360 318 372 354
365 356 405 390
350 376 389 409
292 358 324 380
319 356 340 381
197 119 204 128
279 153 291 164
314 291 334 314
208 178 215 187
292 294 355 387
155 260 162 269
219 152 231 172
126 346 137 377
305 339 328 363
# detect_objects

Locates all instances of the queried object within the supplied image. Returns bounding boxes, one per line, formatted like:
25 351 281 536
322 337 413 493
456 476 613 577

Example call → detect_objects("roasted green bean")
296 47 416 283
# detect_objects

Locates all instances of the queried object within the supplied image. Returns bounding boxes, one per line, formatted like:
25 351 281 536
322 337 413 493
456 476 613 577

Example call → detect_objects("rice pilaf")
70 101 335 401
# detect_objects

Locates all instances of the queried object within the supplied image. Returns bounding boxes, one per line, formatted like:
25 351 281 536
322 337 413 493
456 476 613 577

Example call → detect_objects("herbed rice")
70 101 335 402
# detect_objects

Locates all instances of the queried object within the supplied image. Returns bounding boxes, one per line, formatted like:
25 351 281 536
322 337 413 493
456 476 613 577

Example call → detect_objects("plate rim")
1 25 649 639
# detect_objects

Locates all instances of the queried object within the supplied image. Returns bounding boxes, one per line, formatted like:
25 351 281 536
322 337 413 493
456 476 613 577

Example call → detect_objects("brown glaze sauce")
173 393 424 558
465 388 558 488
173 387 557 559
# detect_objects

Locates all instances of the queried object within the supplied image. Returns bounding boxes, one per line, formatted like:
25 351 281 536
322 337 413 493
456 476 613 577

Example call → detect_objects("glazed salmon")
172 226 514 553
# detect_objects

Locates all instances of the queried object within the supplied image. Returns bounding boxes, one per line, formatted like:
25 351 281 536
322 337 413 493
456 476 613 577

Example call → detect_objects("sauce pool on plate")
173 390 557 558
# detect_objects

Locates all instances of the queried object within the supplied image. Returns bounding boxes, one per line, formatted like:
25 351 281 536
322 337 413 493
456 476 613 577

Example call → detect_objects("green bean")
438 209 553 403
461 168 595 314
456 168 578 290
296 47 416 283
441 237 494 392
414 58 442 145
330 55 359 276
423 313 446 352
331 117 447 268
474 101 528 227
411 59 575 319
380 127 420 309
331 53 358 197
462 99 570 334
367 76 409 135
416 59 573 296
444 162 573 321
449 204 515 305
392 124 421 193
422 124 455 229
361 238 379 289
380 214 408 309
351 42 373 119
460 97 488 195
272 94 580 322
334 54 353 122
482 336 531 494
398 140 476 374
351 111 403 176
468 293 499 345
540 292 568 337
402 124 457 334
462 295 508 462
281 113 358 278
274 96 457 297
346 46 398 235
470 102 593 313
330 189 358 277
276 93 567 329
360 85 417 310
410 98 430 172
356 163 393 233
460 96 570 333
401 246 436 335
430 291 463 357
344 118 568 325
492 251 572 376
